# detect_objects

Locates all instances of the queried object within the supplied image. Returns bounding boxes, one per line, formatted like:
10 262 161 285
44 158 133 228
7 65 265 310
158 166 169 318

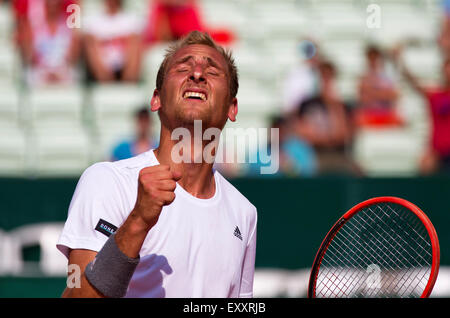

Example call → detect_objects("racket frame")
307 196 440 298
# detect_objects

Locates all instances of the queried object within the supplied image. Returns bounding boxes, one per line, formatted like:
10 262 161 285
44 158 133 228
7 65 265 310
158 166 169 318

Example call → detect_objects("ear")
227 97 238 122
150 89 162 112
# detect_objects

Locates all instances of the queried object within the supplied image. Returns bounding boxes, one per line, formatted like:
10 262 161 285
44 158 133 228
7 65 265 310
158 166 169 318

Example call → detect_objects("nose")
189 64 206 84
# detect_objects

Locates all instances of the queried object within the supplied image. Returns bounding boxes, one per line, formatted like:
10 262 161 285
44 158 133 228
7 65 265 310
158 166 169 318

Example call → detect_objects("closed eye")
207 71 219 76
207 68 221 76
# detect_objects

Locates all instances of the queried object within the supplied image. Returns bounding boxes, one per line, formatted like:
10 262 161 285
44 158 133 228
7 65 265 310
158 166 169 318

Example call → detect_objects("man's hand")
132 165 182 230
63 165 182 298
114 165 182 259
389 42 426 97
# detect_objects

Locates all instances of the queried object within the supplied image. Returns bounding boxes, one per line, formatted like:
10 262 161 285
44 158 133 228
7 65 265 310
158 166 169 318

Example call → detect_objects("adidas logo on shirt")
233 226 242 240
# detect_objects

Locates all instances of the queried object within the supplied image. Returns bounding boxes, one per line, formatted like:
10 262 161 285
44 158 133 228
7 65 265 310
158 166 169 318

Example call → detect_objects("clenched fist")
132 165 182 230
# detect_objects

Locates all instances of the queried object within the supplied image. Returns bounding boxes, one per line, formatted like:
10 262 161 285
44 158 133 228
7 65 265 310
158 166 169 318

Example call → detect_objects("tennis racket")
308 196 440 298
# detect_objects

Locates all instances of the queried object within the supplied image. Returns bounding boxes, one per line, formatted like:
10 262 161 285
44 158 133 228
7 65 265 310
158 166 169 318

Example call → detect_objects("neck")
154 125 217 199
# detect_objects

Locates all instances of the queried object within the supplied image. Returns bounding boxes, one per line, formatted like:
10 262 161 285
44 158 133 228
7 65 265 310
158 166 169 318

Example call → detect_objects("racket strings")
318 239 423 298
324 211 428 296
319 223 410 297
325 211 417 293
379 204 432 296
315 202 433 298
365 206 427 267
353 209 429 296
323 224 404 296
383 204 431 257
322 214 428 298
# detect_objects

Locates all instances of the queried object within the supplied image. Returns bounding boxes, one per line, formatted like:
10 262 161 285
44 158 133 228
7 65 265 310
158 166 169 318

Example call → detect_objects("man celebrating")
57 31 257 298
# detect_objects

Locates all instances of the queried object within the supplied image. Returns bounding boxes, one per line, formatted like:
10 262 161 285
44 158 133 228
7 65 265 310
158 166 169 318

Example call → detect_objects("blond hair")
156 31 239 99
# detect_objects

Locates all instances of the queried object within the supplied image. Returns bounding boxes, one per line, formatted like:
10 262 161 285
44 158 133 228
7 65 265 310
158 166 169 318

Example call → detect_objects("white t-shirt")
84 12 144 70
84 12 143 40
57 150 257 298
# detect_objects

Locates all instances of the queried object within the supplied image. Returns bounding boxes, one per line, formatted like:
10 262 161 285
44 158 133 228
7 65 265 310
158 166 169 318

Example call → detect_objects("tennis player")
57 31 257 298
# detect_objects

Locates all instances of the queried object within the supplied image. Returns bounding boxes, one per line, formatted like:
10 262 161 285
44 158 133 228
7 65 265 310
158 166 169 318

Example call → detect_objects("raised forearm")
115 210 153 258
62 215 150 298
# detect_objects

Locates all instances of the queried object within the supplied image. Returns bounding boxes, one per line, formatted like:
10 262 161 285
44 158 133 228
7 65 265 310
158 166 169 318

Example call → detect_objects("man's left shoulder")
216 172 257 216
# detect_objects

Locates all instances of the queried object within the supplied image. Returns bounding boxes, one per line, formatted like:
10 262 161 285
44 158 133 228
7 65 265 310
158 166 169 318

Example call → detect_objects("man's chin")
173 116 205 129
174 109 210 127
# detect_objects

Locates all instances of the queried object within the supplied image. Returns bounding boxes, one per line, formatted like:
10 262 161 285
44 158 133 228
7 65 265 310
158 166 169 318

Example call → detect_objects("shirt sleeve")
56 162 127 259
239 207 258 298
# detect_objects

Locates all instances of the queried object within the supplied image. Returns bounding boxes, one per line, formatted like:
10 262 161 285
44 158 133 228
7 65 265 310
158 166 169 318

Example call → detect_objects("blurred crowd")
5 0 232 86
262 34 450 177
259 1 450 178
0 0 449 178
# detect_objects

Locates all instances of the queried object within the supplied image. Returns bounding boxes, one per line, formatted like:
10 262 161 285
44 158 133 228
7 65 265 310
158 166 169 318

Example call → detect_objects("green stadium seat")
353 127 424 176
27 86 84 130
93 120 135 162
403 46 442 83
0 43 18 87
89 84 148 143
0 3 13 43
30 125 92 176
237 77 278 117
0 124 27 176
201 0 247 32
0 84 20 128
142 44 169 90
88 83 150 161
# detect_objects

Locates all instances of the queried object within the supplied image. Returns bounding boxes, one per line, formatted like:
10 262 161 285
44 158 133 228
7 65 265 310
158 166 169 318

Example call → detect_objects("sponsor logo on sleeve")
95 219 118 237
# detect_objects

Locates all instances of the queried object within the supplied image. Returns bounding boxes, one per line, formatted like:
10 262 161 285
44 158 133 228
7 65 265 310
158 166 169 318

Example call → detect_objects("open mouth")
183 91 207 101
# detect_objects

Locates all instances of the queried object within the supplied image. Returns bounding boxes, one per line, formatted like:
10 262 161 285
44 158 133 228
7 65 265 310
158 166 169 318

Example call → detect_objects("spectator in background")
143 0 204 44
291 61 358 175
143 0 235 46
83 0 143 83
392 44 450 175
224 115 317 178
246 115 317 177
13 0 80 86
281 39 321 116
278 116 318 176
438 0 450 58
356 45 401 127
111 107 157 161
